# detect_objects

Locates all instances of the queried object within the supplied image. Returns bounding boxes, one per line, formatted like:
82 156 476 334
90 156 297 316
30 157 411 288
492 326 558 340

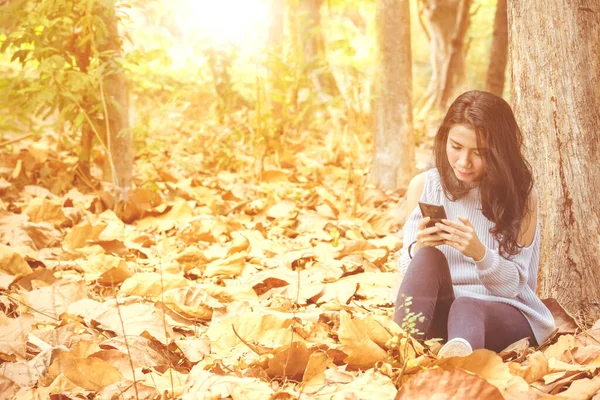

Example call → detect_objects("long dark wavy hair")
434 90 534 257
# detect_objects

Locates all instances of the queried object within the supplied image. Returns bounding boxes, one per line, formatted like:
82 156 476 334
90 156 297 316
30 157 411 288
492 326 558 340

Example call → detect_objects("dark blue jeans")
394 246 537 352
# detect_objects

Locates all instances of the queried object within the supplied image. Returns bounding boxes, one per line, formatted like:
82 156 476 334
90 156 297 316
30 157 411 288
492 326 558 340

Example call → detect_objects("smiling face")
446 124 486 183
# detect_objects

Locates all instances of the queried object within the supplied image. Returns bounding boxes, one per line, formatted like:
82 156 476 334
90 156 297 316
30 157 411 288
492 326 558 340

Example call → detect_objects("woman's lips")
456 169 473 178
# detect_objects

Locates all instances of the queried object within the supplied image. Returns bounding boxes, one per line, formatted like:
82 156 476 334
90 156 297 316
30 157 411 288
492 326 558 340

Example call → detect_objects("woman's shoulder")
405 168 441 203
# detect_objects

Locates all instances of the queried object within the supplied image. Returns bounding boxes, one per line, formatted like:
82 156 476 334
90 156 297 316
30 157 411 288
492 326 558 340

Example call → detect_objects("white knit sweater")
393 168 555 345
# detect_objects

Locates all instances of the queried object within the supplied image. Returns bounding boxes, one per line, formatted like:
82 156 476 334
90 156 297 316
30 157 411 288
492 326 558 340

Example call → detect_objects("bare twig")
158 256 175 397
3 294 60 322
231 324 262 355
114 296 140 400
0 133 33 147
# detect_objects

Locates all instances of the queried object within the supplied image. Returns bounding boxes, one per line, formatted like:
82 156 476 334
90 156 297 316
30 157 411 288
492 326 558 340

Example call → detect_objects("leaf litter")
0 137 599 400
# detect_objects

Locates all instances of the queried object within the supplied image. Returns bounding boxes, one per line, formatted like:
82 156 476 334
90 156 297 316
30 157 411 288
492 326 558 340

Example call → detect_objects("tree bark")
485 0 507 96
370 0 415 190
416 0 472 117
294 0 340 98
509 0 600 327
100 4 133 196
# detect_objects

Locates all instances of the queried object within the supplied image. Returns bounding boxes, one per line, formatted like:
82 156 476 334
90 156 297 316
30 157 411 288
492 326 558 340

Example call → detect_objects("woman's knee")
449 297 484 318
408 246 450 276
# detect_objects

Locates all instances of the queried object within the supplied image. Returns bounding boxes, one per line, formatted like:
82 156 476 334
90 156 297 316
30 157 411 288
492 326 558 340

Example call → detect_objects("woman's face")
446 124 486 183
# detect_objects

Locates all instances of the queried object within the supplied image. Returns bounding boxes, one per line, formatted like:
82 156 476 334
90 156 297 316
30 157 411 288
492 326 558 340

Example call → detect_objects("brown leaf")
91 300 175 345
100 335 170 366
204 252 246 278
21 281 87 322
508 351 549 383
266 200 298 220
434 349 513 391
260 169 289 182
0 375 19 400
23 197 66 227
119 272 189 299
337 311 389 370
184 367 274 399
396 368 504 400
555 375 600 400
136 199 194 232
543 334 576 360
62 221 107 252
265 341 313 381
0 245 33 277
176 338 211 363
0 314 33 361
163 286 221 320
45 350 124 391
206 312 299 357
20 221 60 250
542 298 580 334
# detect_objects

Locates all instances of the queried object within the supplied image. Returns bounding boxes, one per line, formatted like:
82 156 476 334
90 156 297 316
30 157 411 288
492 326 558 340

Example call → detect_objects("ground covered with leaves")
1 133 600 400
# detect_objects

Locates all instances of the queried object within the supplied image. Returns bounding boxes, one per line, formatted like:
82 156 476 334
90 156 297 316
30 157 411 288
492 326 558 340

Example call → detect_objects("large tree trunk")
509 1 600 327
416 0 472 117
485 0 507 96
370 0 414 190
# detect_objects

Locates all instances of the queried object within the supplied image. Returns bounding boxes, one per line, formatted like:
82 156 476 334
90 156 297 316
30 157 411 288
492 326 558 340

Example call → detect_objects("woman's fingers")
436 223 468 237
441 218 472 233
438 231 466 244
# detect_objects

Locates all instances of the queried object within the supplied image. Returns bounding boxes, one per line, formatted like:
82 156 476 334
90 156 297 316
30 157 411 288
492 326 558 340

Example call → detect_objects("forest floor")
0 126 599 400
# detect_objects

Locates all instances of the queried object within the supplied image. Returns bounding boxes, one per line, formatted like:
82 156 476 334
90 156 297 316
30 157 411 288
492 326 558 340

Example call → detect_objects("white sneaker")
438 338 473 358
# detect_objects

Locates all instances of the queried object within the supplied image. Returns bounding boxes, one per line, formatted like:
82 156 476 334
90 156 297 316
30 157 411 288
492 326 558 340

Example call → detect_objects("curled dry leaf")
508 351 549 383
92 301 175 345
396 367 504 400
119 272 189 299
206 312 301 357
0 314 33 361
337 311 389 370
23 197 66 227
434 349 513 391
20 281 88 322
184 367 275 400
62 221 107 252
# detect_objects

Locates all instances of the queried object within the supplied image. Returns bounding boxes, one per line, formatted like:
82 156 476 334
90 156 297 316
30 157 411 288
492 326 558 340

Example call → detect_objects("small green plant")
386 295 425 385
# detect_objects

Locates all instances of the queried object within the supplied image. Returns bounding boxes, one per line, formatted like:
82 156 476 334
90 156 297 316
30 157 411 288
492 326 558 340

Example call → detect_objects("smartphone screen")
418 202 448 228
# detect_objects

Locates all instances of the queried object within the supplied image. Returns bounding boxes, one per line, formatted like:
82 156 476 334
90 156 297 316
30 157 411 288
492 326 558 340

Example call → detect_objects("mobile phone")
418 202 448 228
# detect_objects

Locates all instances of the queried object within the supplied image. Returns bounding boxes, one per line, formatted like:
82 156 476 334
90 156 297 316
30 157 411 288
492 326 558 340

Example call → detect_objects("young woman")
393 90 555 357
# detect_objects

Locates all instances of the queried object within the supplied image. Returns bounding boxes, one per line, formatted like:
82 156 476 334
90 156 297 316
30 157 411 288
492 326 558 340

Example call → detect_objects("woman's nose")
457 152 472 167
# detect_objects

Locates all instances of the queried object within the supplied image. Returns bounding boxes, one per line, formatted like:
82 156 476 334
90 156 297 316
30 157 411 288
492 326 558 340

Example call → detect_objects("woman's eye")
451 145 460 150
473 151 480 157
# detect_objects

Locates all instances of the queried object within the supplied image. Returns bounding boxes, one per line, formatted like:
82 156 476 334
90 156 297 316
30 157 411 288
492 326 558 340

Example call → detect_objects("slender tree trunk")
267 0 285 49
416 0 472 117
370 0 414 189
509 0 600 327
296 0 340 98
100 4 132 195
485 0 507 96
266 0 285 122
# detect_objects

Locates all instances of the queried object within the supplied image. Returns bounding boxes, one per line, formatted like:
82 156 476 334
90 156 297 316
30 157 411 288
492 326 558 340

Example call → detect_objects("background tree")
1 0 132 198
509 0 600 327
289 0 340 99
370 0 414 189
485 0 507 96
415 0 473 117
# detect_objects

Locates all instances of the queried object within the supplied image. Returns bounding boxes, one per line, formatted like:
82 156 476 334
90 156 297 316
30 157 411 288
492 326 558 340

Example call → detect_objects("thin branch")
158 256 175 397
0 133 33 147
3 294 60 322
114 296 140 400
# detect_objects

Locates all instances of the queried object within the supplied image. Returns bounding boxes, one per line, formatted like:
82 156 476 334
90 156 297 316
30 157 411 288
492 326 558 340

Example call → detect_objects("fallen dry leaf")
396 367 504 400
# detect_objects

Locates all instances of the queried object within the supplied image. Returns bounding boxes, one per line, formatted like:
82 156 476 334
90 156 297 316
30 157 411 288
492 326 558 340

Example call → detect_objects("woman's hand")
436 216 487 261
413 217 445 254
